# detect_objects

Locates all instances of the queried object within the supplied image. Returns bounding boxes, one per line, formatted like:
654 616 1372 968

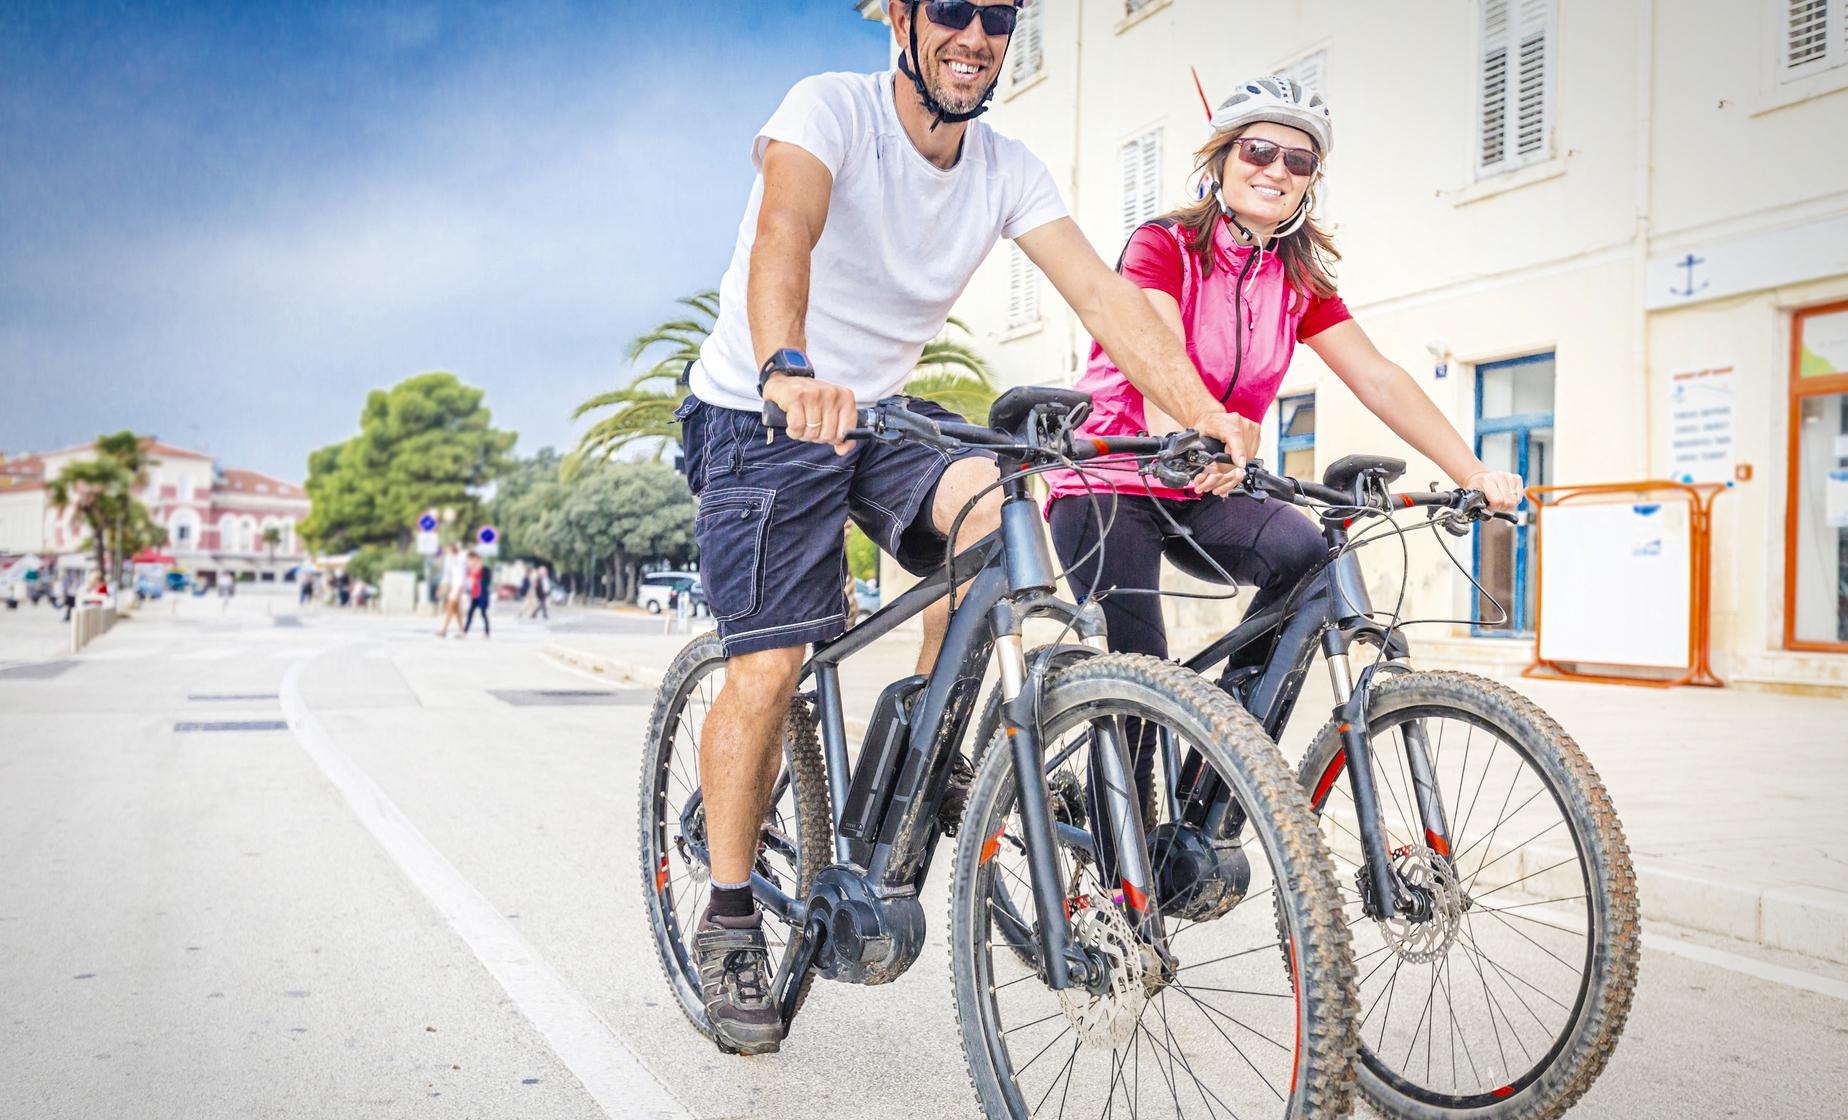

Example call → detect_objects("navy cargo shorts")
677 395 994 656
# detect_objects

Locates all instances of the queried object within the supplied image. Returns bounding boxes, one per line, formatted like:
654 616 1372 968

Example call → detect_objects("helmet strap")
1212 180 1311 245
899 1 1007 131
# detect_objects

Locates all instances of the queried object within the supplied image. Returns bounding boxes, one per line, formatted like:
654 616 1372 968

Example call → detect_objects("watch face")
778 348 812 371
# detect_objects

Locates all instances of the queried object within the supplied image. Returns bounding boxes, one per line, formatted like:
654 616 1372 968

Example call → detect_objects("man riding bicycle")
677 0 1253 1055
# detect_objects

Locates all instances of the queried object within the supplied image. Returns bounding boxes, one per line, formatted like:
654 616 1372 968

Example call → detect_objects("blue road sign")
418 513 438 533
478 526 497 545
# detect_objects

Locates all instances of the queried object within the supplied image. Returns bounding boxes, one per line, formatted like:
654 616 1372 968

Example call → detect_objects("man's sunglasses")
922 1 1020 36
1231 136 1320 178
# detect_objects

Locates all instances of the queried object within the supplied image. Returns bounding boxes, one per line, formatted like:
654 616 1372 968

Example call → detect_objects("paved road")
2 597 1845 1118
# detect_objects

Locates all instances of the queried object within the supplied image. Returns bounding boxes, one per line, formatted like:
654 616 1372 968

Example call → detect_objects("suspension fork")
993 618 1100 991
1324 631 1406 920
1400 710 1454 865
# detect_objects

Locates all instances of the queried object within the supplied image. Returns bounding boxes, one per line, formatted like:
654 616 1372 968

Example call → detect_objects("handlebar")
1238 461 1518 530
762 397 1512 527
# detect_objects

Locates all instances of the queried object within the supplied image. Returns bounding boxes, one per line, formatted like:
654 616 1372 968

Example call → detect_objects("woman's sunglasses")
922 1 1020 36
1231 137 1320 178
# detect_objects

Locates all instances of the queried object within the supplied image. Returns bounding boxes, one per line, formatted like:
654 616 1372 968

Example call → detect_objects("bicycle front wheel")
950 653 1357 1119
1297 670 1638 1120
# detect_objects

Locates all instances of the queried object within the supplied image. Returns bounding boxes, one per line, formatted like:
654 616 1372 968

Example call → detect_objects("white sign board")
1646 212 1848 310
1827 470 1848 530
416 530 440 555
1537 500 1692 670
1664 366 1735 484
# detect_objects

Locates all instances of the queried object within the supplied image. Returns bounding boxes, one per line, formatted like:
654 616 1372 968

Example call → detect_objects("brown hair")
1158 125 1340 305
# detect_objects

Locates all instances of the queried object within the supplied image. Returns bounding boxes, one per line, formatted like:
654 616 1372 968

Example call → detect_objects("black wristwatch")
758 347 815 395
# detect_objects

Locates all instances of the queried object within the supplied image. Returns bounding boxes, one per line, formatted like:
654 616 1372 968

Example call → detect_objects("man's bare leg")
700 644 805 885
915 457 1003 673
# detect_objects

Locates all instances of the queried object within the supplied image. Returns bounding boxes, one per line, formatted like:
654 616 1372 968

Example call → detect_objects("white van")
636 570 701 614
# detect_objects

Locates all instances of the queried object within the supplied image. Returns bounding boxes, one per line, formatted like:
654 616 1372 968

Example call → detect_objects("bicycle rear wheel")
638 634 831 1039
1297 670 1638 1120
950 653 1357 1119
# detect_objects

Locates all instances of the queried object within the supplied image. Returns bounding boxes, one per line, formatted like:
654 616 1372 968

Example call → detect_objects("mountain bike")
992 455 1639 1120
641 388 1358 1119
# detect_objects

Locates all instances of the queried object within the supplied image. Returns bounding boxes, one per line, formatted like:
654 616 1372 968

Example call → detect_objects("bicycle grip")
763 401 789 429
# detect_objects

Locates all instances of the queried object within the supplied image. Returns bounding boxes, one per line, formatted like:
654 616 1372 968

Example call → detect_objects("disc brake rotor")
1377 844 1462 964
1056 897 1149 1049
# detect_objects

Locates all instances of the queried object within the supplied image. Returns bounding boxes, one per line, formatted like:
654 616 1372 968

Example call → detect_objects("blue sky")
0 1 890 479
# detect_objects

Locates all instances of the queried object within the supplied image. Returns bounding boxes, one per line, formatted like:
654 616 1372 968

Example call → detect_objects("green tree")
301 372 516 553
261 525 282 565
488 447 566 561
522 460 695 602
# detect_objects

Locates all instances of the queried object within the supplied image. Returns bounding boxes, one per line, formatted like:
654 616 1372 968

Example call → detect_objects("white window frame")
1475 0 1556 179
1006 243 1040 330
1120 126 1164 237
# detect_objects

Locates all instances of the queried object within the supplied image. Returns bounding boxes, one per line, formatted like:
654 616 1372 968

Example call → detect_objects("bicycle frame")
718 449 1174 1016
1179 511 1452 921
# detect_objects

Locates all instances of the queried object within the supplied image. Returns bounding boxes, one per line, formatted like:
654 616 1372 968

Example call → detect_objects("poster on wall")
1800 308 1848 377
1665 366 1735 484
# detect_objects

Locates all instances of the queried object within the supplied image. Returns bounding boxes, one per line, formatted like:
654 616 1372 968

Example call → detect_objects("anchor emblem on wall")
1669 253 1709 299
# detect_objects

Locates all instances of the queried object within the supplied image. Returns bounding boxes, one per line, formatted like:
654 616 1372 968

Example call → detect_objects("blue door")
1473 353 1555 635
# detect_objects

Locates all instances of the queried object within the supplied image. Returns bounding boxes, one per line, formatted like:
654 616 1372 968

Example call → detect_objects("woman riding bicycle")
1044 75 1523 677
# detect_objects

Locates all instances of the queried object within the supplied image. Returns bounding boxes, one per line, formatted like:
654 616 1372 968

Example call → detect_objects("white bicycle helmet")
1208 75 1333 158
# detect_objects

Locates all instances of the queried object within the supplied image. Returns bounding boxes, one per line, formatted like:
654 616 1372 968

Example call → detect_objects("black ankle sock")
709 884 756 919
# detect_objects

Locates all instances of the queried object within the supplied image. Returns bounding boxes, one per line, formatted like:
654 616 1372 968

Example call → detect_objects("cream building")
858 0 1848 692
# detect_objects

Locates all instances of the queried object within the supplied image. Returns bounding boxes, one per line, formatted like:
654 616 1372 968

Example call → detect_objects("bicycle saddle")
1322 454 1406 491
987 386 1092 440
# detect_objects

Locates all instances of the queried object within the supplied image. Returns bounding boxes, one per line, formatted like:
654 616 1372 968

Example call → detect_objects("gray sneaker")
694 910 783 1055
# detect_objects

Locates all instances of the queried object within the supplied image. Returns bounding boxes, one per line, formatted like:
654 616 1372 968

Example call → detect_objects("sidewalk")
546 620 1848 964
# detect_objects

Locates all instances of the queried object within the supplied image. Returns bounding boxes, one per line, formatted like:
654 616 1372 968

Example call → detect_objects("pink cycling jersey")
1043 218 1350 507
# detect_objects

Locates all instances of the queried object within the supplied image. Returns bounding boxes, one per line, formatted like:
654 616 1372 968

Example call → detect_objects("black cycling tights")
1048 491 1326 887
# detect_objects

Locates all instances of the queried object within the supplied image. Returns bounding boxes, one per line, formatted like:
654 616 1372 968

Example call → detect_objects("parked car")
636 570 700 614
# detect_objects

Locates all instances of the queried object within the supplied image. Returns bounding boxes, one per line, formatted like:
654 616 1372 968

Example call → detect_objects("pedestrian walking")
462 552 492 638
528 563 551 620
437 542 467 638
220 571 235 614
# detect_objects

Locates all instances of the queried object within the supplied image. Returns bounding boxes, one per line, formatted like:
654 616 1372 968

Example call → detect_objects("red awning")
133 549 177 565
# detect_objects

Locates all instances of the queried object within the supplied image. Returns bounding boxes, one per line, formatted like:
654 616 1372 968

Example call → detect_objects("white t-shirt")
691 69 1069 412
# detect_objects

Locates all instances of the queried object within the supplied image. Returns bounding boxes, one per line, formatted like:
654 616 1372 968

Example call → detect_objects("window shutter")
1513 0 1550 159
1477 0 1552 176
1478 0 1510 170
1120 128 1163 237
1012 2 1044 84
1007 243 1038 328
1780 0 1846 80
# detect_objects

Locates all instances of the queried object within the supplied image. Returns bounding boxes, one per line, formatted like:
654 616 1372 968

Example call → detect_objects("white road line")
1642 930 1848 1001
279 647 691 1120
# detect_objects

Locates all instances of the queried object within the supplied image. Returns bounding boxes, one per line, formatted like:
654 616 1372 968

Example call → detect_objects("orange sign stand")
1523 479 1728 689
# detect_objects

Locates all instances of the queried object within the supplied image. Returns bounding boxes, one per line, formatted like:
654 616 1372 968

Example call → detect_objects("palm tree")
569 292 1001 473
46 432 163 595
262 525 282 565
566 290 718 475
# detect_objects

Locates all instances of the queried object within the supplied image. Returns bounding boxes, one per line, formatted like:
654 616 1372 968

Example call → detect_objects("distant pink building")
0 438 310 580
